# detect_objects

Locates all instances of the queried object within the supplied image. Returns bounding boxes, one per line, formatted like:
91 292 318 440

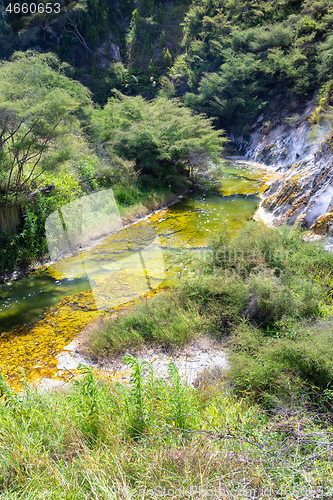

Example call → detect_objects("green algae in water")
0 160 264 331
209 160 264 196
0 159 273 385
153 191 259 248
0 273 91 333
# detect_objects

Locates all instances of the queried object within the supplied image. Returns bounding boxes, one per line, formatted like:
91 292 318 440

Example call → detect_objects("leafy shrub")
88 292 203 357
113 183 141 206
90 91 226 189
0 193 50 272
0 230 20 274
229 319 333 407
245 272 296 328
176 276 248 334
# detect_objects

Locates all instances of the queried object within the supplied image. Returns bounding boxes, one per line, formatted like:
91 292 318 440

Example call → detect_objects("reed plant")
0 361 332 498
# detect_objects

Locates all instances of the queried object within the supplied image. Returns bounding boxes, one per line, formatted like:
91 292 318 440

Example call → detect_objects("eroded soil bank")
39 334 229 391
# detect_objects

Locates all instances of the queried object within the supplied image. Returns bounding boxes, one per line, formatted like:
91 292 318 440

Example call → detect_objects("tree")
90 91 226 189
171 0 333 128
0 51 92 207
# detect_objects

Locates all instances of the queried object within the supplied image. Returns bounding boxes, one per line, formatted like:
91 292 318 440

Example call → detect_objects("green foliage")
87 62 131 104
162 47 173 68
158 75 176 98
210 222 333 325
167 360 192 431
0 231 21 274
57 0 109 53
90 91 226 189
309 79 333 125
317 33 333 81
0 193 51 272
88 293 202 356
229 319 333 408
0 370 17 406
122 354 153 439
127 0 191 77
20 193 49 262
69 364 102 444
176 276 248 333
175 0 333 127
112 183 141 206
0 357 331 496
0 51 92 206
1 0 332 132
184 52 264 126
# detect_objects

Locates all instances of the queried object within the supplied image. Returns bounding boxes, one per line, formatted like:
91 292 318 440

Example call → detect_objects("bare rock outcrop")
238 101 333 235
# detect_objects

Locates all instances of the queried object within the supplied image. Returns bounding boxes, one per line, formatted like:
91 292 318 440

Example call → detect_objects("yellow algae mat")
0 290 99 389
0 160 278 389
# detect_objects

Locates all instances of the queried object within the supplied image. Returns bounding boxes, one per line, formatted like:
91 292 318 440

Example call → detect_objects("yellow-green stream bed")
0 160 277 388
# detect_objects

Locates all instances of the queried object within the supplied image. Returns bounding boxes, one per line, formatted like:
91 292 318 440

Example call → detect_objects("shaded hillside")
0 0 190 103
1 0 333 116
176 0 333 130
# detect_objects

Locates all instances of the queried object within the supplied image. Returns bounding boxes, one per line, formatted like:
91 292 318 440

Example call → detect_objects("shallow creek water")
0 159 277 387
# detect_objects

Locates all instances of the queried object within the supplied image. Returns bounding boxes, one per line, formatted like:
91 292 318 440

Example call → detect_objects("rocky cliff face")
238 103 333 236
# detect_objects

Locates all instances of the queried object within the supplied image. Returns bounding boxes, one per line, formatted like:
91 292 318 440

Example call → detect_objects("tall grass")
2 222 333 496
0 361 332 498
88 292 203 358
89 221 333 351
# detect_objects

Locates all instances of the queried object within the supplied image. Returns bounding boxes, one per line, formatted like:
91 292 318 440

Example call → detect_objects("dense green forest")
1 0 333 273
2 0 333 114
1 1 333 497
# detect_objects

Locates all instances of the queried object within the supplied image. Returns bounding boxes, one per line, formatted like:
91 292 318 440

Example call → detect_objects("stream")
0 159 278 387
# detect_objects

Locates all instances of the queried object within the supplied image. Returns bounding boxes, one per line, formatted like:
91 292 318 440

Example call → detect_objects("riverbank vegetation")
86 222 333 407
88 222 333 360
1 1 333 496
0 358 332 498
0 51 224 276
2 223 333 497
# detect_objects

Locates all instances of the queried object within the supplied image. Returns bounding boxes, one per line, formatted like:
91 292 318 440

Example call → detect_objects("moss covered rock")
311 211 333 236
